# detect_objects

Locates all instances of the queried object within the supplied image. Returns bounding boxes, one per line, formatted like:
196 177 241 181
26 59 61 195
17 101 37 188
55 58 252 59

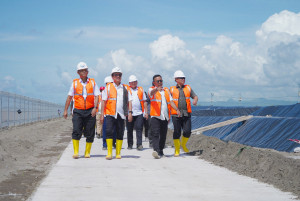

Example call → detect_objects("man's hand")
157 86 162 91
144 113 148 120
91 108 97 117
177 109 181 117
193 99 197 106
63 110 68 119
100 114 104 124
128 113 133 122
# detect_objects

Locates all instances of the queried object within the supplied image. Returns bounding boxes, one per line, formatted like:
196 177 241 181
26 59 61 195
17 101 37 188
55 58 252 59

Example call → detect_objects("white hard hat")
77 62 88 71
174 70 185 78
128 75 137 83
104 76 113 84
111 67 122 75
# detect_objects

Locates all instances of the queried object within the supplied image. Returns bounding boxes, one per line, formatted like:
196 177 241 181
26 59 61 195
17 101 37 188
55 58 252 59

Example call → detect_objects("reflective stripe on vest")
73 78 95 110
170 85 192 115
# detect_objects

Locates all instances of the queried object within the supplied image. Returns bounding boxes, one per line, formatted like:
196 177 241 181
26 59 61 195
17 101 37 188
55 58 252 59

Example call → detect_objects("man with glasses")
100 67 133 160
170 70 198 157
63 62 100 159
149 74 180 159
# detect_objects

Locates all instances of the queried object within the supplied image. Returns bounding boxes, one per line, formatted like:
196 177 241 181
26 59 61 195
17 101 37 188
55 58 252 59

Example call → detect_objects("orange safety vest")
104 83 129 116
128 86 145 112
149 86 171 119
73 78 95 110
170 85 192 115
96 95 102 113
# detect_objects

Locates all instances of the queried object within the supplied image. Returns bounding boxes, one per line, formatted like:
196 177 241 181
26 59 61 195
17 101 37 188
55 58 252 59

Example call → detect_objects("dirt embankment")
166 130 300 198
0 118 72 201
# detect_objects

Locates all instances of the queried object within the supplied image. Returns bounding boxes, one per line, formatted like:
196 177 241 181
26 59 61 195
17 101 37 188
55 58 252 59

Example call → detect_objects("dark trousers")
102 117 117 148
151 117 168 155
144 116 152 145
126 114 144 147
72 108 96 143
172 116 192 139
106 114 125 140
143 117 149 138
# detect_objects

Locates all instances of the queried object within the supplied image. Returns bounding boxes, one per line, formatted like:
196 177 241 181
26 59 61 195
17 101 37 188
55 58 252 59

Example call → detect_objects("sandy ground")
0 119 299 200
0 118 72 201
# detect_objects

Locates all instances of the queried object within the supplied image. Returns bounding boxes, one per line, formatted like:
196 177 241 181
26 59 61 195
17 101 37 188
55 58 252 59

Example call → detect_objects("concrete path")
28 136 297 201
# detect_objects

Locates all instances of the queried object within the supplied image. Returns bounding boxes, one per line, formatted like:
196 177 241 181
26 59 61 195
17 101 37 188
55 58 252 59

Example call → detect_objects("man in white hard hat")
170 70 198 157
149 74 180 159
63 62 101 159
126 75 148 150
100 67 133 160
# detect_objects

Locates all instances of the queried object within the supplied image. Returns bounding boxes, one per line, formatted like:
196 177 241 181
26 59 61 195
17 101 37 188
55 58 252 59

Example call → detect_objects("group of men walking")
63 62 198 160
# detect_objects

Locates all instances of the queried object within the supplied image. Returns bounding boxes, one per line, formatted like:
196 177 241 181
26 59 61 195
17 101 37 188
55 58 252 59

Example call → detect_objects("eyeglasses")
155 80 163 83
78 69 88 73
113 73 122 77
177 77 185 80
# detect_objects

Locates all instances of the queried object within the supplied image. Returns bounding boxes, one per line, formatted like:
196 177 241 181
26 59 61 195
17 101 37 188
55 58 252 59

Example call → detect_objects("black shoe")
127 146 132 150
159 151 164 157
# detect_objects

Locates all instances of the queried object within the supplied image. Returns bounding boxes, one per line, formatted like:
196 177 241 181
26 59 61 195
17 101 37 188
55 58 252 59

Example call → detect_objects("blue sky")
1 0 300 105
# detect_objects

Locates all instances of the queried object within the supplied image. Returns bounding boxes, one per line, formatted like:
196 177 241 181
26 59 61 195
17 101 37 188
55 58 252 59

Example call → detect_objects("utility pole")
210 93 214 106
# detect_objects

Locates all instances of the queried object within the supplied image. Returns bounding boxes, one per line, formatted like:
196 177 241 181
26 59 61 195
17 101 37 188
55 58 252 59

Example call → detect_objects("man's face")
153 76 163 87
77 69 88 79
175 77 185 85
129 81 137 89
112 73 122 83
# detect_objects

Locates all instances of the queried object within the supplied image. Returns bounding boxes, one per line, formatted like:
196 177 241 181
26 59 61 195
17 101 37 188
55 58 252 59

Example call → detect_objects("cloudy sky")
1 0 300 105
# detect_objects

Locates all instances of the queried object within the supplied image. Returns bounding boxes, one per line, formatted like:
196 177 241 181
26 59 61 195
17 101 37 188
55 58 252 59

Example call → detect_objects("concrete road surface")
28 135 297 201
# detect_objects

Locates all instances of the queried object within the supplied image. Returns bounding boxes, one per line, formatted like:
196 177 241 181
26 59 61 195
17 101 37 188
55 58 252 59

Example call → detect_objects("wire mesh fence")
0 91 64 130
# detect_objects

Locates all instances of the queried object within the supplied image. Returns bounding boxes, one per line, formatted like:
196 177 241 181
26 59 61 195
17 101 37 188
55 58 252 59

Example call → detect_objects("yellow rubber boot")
84 142 92 158
106 139 113 160
181 136 189 153
116 139 123 159
173 139 180 157
72 139 79 159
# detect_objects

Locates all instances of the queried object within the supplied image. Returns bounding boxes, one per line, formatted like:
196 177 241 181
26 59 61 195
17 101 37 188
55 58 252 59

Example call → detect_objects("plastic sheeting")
191 106 260 116
252 103 300 117
189 105 300 152
222 117 300 152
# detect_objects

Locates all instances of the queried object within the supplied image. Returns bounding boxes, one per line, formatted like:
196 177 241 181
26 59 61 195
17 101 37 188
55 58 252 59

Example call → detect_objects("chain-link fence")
0 91 65 130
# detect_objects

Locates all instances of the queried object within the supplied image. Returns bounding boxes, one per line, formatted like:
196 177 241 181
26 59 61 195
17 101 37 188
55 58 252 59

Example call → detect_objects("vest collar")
79 77 90 84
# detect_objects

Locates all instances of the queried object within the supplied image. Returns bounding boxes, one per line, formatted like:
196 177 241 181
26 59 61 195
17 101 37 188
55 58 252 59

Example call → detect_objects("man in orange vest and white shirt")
170 70 198 157
100 67 133 160
63 62 100 159
149 74 180 159
126 75 148 150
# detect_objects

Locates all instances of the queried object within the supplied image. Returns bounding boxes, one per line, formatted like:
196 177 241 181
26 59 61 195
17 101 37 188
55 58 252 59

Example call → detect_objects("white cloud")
93 10 300 103
256 10 300 46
